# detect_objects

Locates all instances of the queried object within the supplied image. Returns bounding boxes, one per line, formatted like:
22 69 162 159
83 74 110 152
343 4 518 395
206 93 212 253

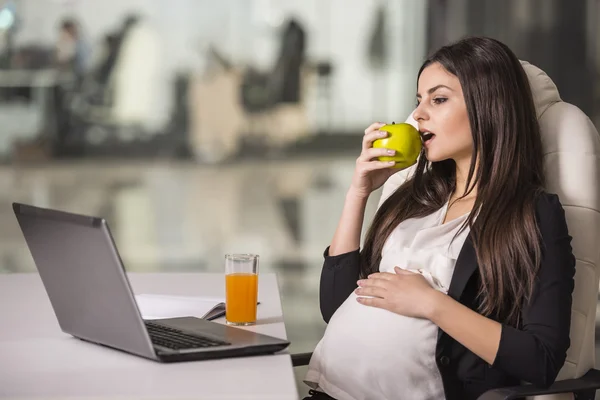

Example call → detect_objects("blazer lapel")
437 234 479 344
447 233 478 301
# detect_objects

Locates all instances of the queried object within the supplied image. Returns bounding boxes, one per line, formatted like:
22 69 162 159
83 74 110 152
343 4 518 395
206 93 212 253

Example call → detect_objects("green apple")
373 122 422 169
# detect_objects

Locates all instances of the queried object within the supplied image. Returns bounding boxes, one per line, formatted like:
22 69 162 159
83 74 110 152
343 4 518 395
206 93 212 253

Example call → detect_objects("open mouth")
420 131 435 144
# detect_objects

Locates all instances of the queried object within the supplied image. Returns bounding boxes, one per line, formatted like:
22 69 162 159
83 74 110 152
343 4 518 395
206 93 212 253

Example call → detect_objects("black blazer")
319 192 576 400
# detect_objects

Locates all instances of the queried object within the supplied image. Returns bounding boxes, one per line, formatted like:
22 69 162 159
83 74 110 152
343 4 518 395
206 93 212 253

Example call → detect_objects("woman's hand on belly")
355 267 439 319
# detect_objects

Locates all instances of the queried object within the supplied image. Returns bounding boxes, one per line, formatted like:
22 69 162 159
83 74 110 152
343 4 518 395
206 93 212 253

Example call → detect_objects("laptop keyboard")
145 321 231 350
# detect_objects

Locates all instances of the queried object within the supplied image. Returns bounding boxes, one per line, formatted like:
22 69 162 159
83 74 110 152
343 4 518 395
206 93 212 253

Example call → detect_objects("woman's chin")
424 148 456 163
424 151 443 163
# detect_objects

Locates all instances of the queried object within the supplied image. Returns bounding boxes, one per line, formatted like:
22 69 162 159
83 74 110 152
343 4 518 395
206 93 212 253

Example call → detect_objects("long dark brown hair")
361 37 545 326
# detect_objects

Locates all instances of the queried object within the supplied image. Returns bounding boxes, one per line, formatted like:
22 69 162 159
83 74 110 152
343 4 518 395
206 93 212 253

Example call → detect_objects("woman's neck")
454 158 478 199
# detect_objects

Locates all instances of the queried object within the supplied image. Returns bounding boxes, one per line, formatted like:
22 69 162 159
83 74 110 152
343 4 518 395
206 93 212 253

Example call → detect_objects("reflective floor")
0 157 597 398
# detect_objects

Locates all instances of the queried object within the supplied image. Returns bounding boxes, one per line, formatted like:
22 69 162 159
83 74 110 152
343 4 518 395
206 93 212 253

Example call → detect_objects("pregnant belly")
316 293 443 399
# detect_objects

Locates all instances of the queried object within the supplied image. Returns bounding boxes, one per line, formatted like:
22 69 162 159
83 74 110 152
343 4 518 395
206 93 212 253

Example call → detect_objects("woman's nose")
412 104 428 122
413 104 427 122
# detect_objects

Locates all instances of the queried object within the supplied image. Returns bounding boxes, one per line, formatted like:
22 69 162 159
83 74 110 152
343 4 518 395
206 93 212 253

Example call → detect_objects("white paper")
135 294 225 320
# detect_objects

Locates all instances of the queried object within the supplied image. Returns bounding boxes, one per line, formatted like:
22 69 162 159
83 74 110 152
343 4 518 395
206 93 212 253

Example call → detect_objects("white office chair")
293 62 600 399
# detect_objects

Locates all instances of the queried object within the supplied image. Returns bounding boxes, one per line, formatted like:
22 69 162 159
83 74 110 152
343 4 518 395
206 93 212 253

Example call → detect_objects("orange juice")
225 273 258 324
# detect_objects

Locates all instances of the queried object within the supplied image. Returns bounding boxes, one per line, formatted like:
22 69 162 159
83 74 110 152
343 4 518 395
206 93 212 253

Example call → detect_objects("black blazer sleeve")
319 246 361 323
491 193 576 387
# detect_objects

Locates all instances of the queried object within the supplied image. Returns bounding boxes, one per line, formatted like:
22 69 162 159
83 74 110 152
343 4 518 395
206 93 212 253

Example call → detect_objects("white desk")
0 69 66 155
0 69 60 88
0 273 299 399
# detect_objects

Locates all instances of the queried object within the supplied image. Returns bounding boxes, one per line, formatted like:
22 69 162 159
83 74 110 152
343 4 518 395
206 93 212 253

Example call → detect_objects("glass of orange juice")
225 254 259 326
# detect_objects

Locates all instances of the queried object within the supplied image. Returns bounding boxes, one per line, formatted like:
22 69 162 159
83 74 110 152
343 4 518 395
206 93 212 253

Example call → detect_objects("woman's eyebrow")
416 84 454 98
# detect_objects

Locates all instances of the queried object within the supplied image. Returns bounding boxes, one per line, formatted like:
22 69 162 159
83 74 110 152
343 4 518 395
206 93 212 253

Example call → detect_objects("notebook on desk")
135 294 227 321
13 202 289 363
135 294 261 321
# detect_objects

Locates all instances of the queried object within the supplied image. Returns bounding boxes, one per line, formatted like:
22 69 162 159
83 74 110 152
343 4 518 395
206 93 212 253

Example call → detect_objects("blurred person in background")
303 37 575 400
52 18 90 156
55 18 90 78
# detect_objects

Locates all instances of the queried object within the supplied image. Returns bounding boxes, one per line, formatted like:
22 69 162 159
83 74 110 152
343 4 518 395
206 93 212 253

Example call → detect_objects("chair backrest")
377 62 600 390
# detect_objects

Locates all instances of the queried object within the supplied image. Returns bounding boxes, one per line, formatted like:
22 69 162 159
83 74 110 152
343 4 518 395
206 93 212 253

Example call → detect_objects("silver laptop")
13 202 290 362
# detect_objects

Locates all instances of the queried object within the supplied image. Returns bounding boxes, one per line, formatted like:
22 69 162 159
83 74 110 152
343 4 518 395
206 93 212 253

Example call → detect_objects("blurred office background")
0 0 598 397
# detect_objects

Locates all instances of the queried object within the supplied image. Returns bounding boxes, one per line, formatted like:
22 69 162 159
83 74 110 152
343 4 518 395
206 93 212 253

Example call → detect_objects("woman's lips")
421 131 435 145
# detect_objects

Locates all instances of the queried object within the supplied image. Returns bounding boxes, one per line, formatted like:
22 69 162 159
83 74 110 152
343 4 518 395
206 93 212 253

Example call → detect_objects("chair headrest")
519 60 562 118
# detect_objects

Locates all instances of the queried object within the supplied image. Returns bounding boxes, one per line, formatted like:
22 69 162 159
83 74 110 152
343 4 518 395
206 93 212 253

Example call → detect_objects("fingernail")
387 150 395 155
388 161 395 165
379 131 387 137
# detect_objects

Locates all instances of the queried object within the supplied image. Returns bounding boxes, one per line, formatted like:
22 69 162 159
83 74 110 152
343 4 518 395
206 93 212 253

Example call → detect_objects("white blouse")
305 202 471 400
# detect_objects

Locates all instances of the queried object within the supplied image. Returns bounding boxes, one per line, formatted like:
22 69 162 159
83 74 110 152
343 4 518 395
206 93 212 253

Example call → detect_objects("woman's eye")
433 97 447 105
